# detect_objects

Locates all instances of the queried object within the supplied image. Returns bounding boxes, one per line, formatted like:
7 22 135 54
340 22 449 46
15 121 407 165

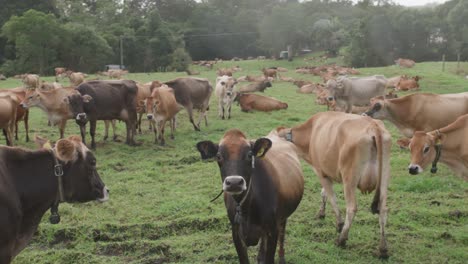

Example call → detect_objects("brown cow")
22 74 40 89
364 92 468 138
54 67 68 81
386 75 407 88
293 80 312 88
217 68 233 77
237 93 288 112
68 72 86 86
196 129 304 263
395 58 415 68
0 88 29 143
408 114 468 180
0 93 18 146
239 81 272 93
396 76 420 91
39 81 62 91
262 68 278 80
276 112 391 258
0 135 108 264
135 82 154 133
145 85 181 145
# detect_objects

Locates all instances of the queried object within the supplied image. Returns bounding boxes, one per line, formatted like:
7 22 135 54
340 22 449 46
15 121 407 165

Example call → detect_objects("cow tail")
371 124 383 215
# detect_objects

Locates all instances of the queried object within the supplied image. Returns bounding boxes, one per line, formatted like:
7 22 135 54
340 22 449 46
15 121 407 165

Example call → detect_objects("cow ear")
63 97 70 104
82 94 93 103
34 134 52 149
252 138 272 158
396 138 411 149
55 138 78 162
196 141 218 160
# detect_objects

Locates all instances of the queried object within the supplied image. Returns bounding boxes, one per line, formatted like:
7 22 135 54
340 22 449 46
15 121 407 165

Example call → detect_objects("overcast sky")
390 0 449 6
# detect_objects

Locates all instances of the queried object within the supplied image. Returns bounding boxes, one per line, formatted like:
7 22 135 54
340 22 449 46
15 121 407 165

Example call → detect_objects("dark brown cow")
163 77 212 131
0 136 108 264
66 80 138 149
196 129 304 264
239 81 272 93
236 93 288 112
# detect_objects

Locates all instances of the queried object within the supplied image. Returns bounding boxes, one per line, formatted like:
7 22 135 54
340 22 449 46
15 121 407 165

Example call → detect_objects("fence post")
442 54 446 72
457 53 461 73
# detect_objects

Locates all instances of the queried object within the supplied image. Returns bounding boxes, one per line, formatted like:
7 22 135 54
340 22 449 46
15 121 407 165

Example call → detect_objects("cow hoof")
113 136 121 142
160 141 165 146
336 222 344 233
49 214 61 224
378 248 389 259
371 202 380 215
26 137 30 142
335 237 347 248
170 135 175 140
195 127 201 131
316 212 326 219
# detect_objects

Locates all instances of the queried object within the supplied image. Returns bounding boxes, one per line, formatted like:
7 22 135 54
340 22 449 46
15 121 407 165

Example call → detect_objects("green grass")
2 56 468 263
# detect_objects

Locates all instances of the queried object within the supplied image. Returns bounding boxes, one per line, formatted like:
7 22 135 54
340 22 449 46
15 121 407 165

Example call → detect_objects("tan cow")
215 75 237 119
0 87 29 143
69 72 86 86
0 93 19 146
396 76 420 91
238 81 272 93
395 58 415 68
236 93 287 112
136 81 154 133
364 92 468 138
22 74 40 89
262 68 278 80
297 84 322 94
276 112 391 258
54 67 68 81
39 81 63 91
386 75 407 88
408 114 468 181
145 85 181 145
217 68 233 77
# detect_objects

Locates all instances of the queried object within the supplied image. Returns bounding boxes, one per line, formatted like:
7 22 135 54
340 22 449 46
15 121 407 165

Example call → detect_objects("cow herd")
0 61 467 264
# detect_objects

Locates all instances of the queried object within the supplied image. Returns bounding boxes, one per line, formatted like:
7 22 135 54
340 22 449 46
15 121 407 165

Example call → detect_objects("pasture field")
2 57 468 264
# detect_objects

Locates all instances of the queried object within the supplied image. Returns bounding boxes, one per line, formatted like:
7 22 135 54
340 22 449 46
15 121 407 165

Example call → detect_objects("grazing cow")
196 129 304 264
395 58 415 68
363 92 468 138
0 135 109 264
54 67 67 81
68 72 86 86
326 75 387 113
239 81 272 93
40 81 62 91
67 80 138 149
276 111 391 258
217 68 233 77
163 77 213 131
236 93 288 112
0 88 29 143
0 74 6 80
135 82 154 134
407 114 468 181
22 74 40 89
396 76 420 91
20 87 79 139
297 83 323 94
0 93 18 146
145 85 181 145
215 75 237 119
262 68 278 80
108 69 128 79
386 75 406 88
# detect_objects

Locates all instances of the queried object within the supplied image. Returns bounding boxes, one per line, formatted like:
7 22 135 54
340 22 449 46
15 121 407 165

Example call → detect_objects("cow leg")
170 118 175 140
278 220 287 264
232 226 249 264
8 120 15 146
153 120 158 144
186 105 200 131
159 120 166 146
336 175 358 248
227 102 232 119
90 120 97 150
137 112 143 134
103 120 110 141
317 188 327 219
59 119 67 139
218 101 224 119
257 237 266 264
3 129 10 146
318 175 343 232
24 110 29 142
15 121 18 141
264 227 279 264
204 110 209 126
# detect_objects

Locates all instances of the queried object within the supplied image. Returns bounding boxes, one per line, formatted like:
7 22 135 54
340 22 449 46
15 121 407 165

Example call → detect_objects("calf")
0 135 108 264
215 75 237 119
237 93 288 112
239 81 272 93
276 111 391 258
22 74 40 89
163 77 212 131
196 129 304 263
67 80 138 149
145 85 181 145
0 93 18 146
408 114 468 181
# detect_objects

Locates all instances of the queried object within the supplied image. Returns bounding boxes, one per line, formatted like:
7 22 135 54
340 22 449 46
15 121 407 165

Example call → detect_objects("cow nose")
408 165 419 175
225 178 243 186
227 92 232 96
77 113 86 119
223 176 246 194
327 96 334 101
147 114 153 120
20 103 27 109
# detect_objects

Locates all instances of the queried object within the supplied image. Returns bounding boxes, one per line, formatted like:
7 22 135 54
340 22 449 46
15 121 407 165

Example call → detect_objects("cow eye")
423 146 430 154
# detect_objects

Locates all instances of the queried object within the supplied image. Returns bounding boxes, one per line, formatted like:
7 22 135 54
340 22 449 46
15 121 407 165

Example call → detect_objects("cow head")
325 78 345 100
145 96 156 120
196 129 272 196
20 89 41 109
363 96 386 119
217 76 238 97
36 135 109 203
407 131 444 175
65 94 93 125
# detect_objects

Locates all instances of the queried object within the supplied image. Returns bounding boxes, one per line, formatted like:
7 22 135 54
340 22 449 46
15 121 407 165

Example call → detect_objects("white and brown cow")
276 111 392 258
215 75 237 119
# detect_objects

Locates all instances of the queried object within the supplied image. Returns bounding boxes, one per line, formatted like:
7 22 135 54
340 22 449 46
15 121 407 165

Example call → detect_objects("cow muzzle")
408 164 422 175
76 113 87 120
147 114 154 120
223 176 246 194
98 186 110 202
226 91 232 96
327 96 334 102
20 103 28 109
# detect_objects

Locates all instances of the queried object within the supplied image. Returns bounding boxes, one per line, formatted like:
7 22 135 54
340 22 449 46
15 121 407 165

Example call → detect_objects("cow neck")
430 129 445 174
48 149 66 224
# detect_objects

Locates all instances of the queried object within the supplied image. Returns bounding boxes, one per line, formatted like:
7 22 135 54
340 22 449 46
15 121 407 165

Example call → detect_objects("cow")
326 75 387 113
217 68 233 77
236 93 288 112
276 111 391 258
293 80 312 88
0 74 6 81
215 75 237 119
407 114 468 181
386 75 407 88
279 76 295 82
135 82 154 134
145 85 181 145
22 74 40 89
196 129 304 264
363 92 468 138
0 88 29 143
0 93 18 146
185 69 200 75
0 135 109 264
108 69 128 79
239 81 272 93
163 77 213 131
66 80 138 149
262 68 278 80
396 76 420 91
330 92 398 114
39 81 62 91
68 72 86 86
54 67 67 81
395 58 415 68
297 83 323 94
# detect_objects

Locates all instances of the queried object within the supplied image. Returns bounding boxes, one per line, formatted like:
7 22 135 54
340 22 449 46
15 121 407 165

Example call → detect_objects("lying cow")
407 114 468 181
0 135 108 264
239 81 272 93
262 68 278 80
364 92 468 138
135 81 154 134
22 74 40 89
163 77 212 131
67 80 138 149
215 75 237 119
145 85 181 145
395 58 415 68
386 75 406 88
236 93 288 112
0 93 18 146
40 81 62 91
326 75 387 113
196 129 304 263
69 72 86 86
276 111 391 258
396 76 420 91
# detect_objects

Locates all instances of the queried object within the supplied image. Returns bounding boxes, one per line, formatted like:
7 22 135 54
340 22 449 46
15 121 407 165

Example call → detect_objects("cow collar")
431 130 443 174
49 149 66 224
234 174 254 225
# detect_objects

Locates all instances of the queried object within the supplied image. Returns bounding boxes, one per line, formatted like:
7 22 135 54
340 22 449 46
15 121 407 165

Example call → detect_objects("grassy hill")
2 56 468 264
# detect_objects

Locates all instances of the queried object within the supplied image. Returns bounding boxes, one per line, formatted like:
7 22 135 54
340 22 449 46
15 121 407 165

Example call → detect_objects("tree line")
0 0 467 75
